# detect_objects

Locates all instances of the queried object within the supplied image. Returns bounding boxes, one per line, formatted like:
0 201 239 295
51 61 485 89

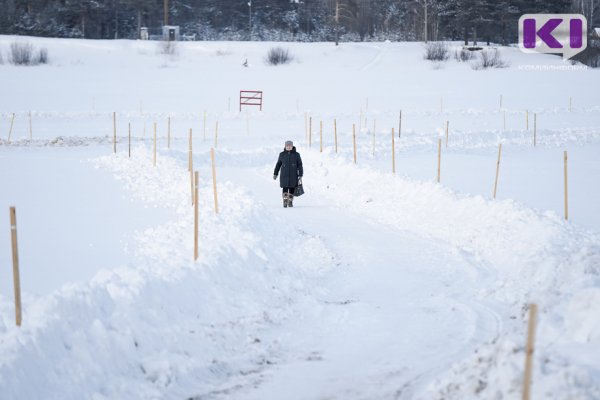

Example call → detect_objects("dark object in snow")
274 143 303 207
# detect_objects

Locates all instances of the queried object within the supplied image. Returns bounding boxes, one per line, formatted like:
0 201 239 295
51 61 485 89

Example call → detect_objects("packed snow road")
178 153 504 399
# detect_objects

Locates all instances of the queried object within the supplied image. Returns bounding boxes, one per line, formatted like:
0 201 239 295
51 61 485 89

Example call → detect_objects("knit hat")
285 140 293 146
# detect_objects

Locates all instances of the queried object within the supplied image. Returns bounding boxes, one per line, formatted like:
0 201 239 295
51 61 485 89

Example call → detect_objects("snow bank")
0 145 338 399
288 148 600 399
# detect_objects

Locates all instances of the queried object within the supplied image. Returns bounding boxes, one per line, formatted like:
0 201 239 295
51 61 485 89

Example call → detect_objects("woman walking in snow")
273 140 303 208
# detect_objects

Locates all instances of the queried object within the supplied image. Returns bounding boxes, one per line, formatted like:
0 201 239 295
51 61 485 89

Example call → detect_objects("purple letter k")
523 18 563 49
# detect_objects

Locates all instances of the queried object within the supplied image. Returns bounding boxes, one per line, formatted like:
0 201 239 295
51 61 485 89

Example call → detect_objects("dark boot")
282 192 288 208
288 193 294 207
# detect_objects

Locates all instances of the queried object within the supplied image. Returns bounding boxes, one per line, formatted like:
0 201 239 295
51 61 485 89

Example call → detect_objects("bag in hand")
294 178 305 197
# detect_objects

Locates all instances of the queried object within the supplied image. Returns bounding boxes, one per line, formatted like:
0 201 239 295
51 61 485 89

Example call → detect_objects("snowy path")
196 164 504 399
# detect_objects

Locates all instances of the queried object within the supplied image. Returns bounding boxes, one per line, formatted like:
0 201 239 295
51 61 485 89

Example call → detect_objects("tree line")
0 0 595 44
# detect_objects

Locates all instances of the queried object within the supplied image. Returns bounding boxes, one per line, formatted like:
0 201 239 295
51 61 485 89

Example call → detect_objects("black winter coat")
274 147 303 188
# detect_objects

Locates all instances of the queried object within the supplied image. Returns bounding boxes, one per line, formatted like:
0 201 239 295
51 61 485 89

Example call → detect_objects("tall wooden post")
7 113 15 143
564 151 569 220
437 138 442 183
399 110 402 138
10 207 22 327
522 303 538 400
153 122 157 167
194 171 199 260
113 112 117 153
499 94 503 110
392 128 396 174
309 117 312 147
320 120 323 153
493 143 502 199
210 148 219 214
352 123 357 164
334 119 338 153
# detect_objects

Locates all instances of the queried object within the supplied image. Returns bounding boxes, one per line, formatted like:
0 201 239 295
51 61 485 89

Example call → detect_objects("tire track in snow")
359 44 386 72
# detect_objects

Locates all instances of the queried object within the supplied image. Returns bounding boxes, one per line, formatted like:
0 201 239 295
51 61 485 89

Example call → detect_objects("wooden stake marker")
352 123 357 164
309 117 312 147
522 303 538 400
334 119 338 153
564 150 569 220
499 94 503 110
392 128 396 174
319 120 323 153
493 143 502 199
210 148 219 214
437 138 442 183
8 113 15 143
194 171 199 260
399 110 402 138
10 207 22 327
28 112 33 140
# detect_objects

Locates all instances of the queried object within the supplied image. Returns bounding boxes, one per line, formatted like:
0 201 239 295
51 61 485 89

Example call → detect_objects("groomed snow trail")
180 154 503 399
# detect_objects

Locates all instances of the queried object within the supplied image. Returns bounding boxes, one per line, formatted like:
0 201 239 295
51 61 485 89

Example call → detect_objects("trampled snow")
0 36 599 399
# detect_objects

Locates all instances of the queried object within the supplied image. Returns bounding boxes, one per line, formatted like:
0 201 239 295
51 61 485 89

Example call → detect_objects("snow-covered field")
1 36 599 399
